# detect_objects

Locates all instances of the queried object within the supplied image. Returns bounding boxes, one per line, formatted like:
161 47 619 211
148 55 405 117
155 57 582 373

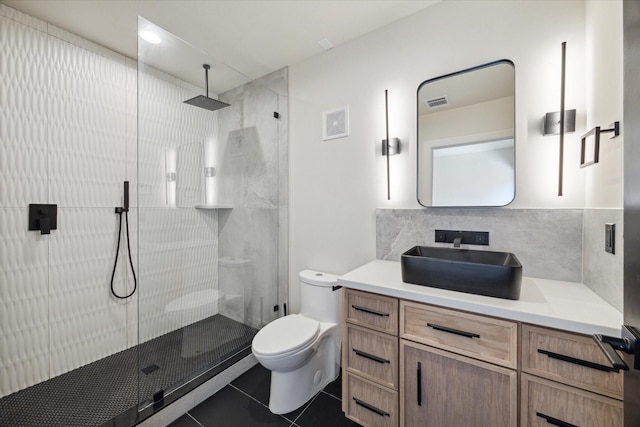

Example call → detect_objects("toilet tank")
299 270 342 323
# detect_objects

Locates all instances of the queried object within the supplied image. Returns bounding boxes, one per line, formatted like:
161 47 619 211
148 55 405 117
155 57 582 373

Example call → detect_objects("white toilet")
251 270 342 414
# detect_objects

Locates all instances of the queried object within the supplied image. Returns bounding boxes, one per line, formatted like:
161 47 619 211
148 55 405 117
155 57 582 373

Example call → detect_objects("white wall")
584 0 623 208
289 0 591 311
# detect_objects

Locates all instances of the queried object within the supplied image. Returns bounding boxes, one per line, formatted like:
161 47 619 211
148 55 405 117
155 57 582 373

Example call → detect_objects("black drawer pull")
536 411 578 427
427 323 480 339
353 349 390 364
353 397 390 417
537 349 619 373
352 305 389 317
417 361 422 406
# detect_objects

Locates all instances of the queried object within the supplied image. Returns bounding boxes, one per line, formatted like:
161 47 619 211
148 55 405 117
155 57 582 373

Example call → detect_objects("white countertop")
338 259 623 337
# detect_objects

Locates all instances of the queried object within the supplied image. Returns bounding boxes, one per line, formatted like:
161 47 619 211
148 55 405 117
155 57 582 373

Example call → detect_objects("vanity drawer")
400 301 517 368
521 373 623 427
345 372 398 427
346 324 398 389
345 289 398 335
522 324 623 399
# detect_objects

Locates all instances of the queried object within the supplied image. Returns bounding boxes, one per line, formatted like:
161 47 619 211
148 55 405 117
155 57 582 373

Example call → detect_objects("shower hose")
110 207 137 299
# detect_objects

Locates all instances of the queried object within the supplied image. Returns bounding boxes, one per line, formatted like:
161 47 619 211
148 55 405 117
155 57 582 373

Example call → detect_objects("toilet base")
267 336 339 414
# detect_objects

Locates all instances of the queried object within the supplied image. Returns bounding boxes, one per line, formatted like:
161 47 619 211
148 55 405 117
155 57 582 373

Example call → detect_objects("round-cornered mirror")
417 60 515 207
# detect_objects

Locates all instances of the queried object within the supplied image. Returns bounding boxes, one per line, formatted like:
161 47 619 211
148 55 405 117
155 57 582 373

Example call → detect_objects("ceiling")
3 0 439 92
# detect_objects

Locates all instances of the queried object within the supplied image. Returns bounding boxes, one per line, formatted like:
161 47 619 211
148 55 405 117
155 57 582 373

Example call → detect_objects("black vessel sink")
401 246 523 300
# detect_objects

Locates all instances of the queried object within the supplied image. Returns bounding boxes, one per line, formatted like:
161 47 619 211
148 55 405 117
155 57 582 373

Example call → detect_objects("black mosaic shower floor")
0 314 257 427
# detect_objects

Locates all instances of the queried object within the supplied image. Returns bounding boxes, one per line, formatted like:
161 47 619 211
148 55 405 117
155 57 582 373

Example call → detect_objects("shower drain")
141 364 161 375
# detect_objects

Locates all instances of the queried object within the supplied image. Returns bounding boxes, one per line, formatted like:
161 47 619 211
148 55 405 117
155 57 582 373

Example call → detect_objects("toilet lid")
252 314 319 356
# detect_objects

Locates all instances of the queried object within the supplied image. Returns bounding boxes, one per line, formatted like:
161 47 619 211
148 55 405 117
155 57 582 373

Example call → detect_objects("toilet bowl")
251 270 342 414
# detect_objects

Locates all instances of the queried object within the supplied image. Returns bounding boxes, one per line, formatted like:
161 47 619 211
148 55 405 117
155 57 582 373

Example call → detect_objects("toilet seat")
252 314 319 357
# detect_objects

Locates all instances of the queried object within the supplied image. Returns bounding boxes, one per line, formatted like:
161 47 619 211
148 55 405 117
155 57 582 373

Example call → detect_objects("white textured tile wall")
0 6 225 398
48 208 131 376
0 208 50 396
137 208 218 343
48 36 128 208
0 16 49 208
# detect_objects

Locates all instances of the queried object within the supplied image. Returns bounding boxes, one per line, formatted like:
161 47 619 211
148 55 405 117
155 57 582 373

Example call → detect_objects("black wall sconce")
542 41 572 196
580 121 620 167
543 109 576 136
382 138 400 156
383 90 400 200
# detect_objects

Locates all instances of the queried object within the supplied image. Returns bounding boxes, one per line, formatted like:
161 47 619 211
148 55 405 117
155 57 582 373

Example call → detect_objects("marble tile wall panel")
217 70 287 326
376 208 584 282
583 209 623 311
0 16 49 207
218 90 246 208
218 207 278 328
0 208 50 398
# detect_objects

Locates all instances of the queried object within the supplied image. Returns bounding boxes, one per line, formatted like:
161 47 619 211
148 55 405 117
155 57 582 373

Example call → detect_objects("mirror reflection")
417 60 515 207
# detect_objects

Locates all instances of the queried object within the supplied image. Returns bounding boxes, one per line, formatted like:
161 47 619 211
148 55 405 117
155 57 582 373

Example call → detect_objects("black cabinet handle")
353 349 390 364
353 397 390 417
352 305 389 317
537 349 619 373
427 323 480 339
536 412 578 427
417 361 422 406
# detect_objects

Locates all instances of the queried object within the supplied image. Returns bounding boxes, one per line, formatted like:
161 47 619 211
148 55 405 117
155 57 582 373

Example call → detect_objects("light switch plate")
605 223 615 254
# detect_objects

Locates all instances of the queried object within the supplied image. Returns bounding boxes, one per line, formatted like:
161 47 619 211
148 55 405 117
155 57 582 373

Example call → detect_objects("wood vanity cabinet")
342 289 623 427
521 324 623 427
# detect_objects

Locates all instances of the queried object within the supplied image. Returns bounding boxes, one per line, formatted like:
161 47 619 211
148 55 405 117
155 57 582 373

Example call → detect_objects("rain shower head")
184 64 230 112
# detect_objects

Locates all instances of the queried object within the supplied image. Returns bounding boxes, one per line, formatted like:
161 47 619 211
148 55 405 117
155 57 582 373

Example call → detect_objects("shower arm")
204 64 210 98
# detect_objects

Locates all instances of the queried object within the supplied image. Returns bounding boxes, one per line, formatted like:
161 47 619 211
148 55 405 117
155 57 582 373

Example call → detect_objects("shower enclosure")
135 17 286 411
0 7 287 426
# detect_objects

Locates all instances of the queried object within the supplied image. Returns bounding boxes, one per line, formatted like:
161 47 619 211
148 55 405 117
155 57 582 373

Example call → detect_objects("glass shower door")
136 17 281 410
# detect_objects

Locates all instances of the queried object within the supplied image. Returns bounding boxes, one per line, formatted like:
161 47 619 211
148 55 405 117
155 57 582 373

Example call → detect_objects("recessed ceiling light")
140 30 161 44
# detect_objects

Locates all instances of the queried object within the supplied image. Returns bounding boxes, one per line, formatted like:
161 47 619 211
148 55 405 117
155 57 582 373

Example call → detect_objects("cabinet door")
401 340 517 427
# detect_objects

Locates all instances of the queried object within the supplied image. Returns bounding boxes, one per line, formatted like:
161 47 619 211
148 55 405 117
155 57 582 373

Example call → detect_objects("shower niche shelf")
194 204 233 210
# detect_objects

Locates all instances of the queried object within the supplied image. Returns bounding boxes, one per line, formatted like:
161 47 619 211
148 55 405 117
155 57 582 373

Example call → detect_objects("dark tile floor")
169 364 362 427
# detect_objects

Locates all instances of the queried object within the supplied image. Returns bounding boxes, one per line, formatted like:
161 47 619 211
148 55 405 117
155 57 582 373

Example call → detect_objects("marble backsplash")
376 208 623 311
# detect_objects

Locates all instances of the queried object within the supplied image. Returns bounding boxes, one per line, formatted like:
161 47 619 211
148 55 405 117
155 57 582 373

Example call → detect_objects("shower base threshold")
0 314 257 427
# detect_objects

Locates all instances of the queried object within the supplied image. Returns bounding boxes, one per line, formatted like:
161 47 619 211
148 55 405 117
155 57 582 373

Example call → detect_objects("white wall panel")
0 208 49 397
48 37 128 208
0 16 49 208
48 208 130 376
